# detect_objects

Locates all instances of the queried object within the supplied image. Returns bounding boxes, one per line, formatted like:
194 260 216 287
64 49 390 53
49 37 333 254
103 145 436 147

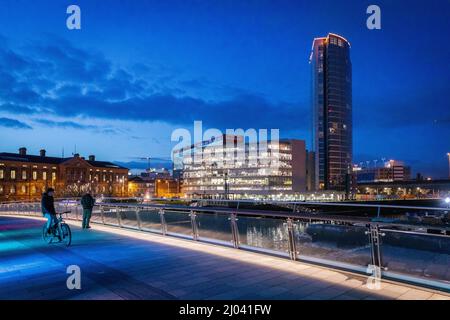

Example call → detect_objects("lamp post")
119 178 124 197
447 153 450 179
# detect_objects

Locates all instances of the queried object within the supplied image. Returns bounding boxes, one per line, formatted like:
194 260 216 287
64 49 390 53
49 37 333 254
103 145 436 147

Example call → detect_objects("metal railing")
0 201 449 292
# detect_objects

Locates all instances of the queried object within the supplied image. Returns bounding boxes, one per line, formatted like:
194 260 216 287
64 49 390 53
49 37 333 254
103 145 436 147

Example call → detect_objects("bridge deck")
0 216 448 300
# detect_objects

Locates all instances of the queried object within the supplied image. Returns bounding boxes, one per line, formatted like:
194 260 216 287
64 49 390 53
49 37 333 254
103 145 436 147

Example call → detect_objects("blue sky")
0 0 449 177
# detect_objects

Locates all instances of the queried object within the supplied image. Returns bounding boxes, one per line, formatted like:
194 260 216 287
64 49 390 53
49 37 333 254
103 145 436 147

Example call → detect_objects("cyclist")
42 188 57 236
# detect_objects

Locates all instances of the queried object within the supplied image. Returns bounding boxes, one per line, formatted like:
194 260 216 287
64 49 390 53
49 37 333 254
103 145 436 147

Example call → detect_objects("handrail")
97 202 450 233
2 200 450 232
3 197 449 211
144 197 450 211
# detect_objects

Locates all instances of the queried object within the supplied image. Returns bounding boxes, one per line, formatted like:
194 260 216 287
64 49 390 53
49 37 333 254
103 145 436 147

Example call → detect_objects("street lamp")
442 196 450 209
447 153 450 179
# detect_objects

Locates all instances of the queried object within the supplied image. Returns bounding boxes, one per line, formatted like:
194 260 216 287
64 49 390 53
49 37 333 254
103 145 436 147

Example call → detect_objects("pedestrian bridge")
0 201 449 300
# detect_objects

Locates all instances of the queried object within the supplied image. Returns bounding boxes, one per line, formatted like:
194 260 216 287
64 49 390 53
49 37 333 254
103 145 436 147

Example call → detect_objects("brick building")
0 147 129 201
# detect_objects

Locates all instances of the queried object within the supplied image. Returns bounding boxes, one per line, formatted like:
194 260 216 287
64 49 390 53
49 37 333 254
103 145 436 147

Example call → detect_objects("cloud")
0 117 32 129
0 37 307 133
0 103 39 115
33 119 97 130
33 118 122 135
45 92 306 130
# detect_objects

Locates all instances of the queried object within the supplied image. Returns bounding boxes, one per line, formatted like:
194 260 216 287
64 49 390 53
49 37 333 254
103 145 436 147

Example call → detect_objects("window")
31 185 36 194
43 172 47 180
10 186 15 194
0 169 3 179
52 172 56 181
0 186 3 194
22 170 27 180
21 185 26 194
11 170 16 180
33 171 37 180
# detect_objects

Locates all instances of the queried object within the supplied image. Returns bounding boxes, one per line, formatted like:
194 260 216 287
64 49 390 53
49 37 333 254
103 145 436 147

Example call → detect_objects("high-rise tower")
310 33 352 190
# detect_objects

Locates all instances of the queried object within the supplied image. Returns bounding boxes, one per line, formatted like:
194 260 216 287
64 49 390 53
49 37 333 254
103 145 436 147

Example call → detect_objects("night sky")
0 0 449 177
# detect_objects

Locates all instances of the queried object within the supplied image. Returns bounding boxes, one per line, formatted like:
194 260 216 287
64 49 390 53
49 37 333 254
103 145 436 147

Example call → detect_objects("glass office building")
173 135 307 199
310 33 352 190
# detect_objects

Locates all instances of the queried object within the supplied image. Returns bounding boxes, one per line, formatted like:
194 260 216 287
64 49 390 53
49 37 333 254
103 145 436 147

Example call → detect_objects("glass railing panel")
236 216 290 255
118 208 138 229
55 202 68 215
64 206 78 221
139 209 162 233
90 206 103 223
380 229 450 288
102 207 120 226
196 212 233 245
294 220 372 272
33 203 40 216
164 210 193 237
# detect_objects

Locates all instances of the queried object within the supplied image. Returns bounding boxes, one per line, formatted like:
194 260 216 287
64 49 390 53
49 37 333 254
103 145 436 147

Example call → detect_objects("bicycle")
42 211 72 246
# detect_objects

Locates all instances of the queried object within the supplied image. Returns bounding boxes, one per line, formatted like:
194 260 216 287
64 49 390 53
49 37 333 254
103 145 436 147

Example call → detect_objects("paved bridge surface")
0 215 449 300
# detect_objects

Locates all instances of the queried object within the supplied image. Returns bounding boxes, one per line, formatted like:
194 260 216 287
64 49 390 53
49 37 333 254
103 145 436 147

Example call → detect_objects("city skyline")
0 0 449 178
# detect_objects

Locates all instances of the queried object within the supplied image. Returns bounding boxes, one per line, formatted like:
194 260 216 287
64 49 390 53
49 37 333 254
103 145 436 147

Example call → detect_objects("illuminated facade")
354 160 411 183
173 135 306 199
311 33 352 191
128 176 181 199
0 148 129 201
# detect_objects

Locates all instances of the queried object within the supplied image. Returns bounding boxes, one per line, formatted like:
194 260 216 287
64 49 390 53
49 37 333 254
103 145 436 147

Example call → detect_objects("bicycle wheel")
42 225 53 244
60 223 72 247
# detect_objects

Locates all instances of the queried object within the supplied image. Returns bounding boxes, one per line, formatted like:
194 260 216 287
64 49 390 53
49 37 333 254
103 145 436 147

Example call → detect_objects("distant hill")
113 160 172 170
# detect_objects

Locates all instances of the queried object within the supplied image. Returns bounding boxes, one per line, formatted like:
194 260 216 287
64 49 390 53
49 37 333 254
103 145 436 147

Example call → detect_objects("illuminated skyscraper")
310 33 352 190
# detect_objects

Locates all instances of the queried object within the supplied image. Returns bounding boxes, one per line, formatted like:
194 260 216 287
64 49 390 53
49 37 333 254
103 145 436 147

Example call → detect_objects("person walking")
81 192 95 229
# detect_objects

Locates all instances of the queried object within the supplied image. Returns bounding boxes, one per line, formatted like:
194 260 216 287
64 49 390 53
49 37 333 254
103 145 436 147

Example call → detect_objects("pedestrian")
81 192 95 229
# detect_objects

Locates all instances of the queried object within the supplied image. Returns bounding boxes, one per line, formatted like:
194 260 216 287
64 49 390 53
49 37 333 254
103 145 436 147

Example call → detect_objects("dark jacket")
41 193 56 216
81 194 95 210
